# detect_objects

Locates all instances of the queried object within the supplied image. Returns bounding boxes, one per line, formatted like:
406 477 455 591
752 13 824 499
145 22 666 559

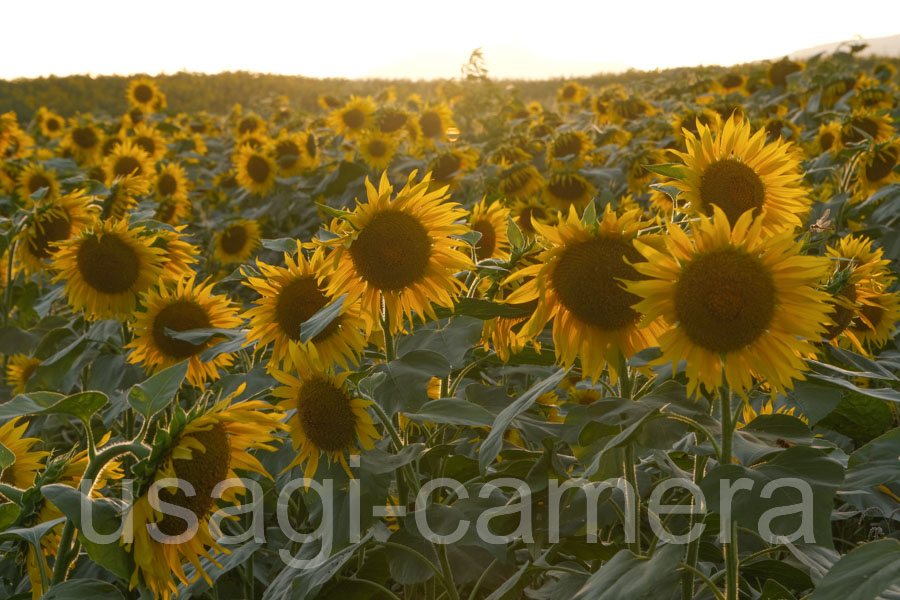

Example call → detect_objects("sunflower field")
1 50 900 600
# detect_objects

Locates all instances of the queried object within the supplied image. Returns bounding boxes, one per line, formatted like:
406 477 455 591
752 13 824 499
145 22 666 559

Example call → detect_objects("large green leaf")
479 367 568 473
372 350 452 415
403 398 495 427
397 316 484 369
299 294 346 343
844 428 900 488
127 360 189 418
572 544 683 599
0 391 107 424
42 579 125 600
809 539 900 600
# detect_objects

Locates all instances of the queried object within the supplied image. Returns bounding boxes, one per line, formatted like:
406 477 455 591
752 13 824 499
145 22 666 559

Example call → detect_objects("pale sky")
3 0 900 80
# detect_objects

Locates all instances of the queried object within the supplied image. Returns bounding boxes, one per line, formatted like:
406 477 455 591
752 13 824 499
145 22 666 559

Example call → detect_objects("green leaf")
845 428 900 488
0 503 20 531
42 579 125 600
758 579 797 600
299 294 346 344
0 391 107 424
573 545 683 600
507 216 525 249
454 230 483 247
479 367 568 473
127 360 189 418
642 163 685 179
789 381 842 426
181 541 262 595
41 484 134 580
373 350 452 415
163 326 239 345
397 316 483 368
806 371 900 403
0 517 66 547
0 441 14 471
817 392 893 444
404 398 495 427
485 560 530 600
809 539 900 600
261 237 298 253
581 198 598 227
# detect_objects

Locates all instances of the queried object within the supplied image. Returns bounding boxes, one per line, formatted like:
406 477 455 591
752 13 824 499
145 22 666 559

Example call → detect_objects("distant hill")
789 33 900 60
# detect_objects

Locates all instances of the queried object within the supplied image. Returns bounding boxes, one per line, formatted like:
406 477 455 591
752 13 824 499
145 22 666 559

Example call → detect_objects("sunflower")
234 112 265 136
763 117 800 143
318 94 342 110
26 438 122 599
813 121 842 154
468 198 510 261
330 95 376 139
669 114 810 232
127 78 162 110
321 171 473 334
767 58 803 86
417 102 455 145
671 108 721 144
547 130 593 167
0 418 47 490
542 171 595 212
715 72 747 95
273 131 309 177
16 190 98 273
16 163 59 202
839 111 895 147
154 162 190 204
126 392 284 600
855 141 900 197
214 219 260 264
357 131 398 171
126 276 242 386
235 132 271 150
154 195 192 225
105 175 151 220
482 257 542 362
557 81 589 105
151 226 200 281
609 96 656 123
627 206 833 398
104 141 154 187
427 147 479 189
846 287 900 351
377 108 410 134
497 163 545 202
1 121 34 160
36 107 64 139
488 144 532 167
233 146 277 196
130 123 169 162
504 205 662 382
243 243 366 372
823 235 894 346
5 355 42 395
52 219 166 320
509 196 555 238
272 362 378 480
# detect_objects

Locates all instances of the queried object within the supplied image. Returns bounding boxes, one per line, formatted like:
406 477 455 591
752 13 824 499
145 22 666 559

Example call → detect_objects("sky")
3 0 900 80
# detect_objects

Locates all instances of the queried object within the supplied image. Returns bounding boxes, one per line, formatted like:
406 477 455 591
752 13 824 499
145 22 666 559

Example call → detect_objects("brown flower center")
349 210 431 291
275 276 338 342
151 300 213 359
674 248 776 353
157 173 177 196
72 127 98 149
419 111 443 139
27 212 71 259
298 377 357 452
76 233 141 294
113 155 143 178
342 108 365 129
220 225 248 255
245 155 271 184
472 219 497 260
865 147 898 182
133 84 154 104
699 158 765 226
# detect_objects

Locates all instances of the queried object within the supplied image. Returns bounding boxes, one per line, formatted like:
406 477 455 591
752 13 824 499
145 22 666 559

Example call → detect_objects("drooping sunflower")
839 111 895 147
377 108 410 134
16 163 59 202
151 225 200 282
233 145 277 196
418 102 455 140
321 171 473 334
272 362 379 480
154 162 190 204
154 195 192 226
126 391 284 600
846 287 900 351
627 206 833 398
36 107 64 139
823 234 894 347
235 131 271 150
214 219 260 265
557 81 589 105
609 96 657 123
497 162 545 202
468 198 511 261
243 243 366 372
129 123 169 162
671 107 721 143
767 57 803 86
16 189 98 273
126 276 242 386
272 131 310 177
541 171 596 213
105 175 151 220
546 130 594 167
104 140 154 187
5 355 43 395
0 417 47 490
509 196 555 238
357 131 398 171
763 117 801 143
330 95 376 139
715 72 747 95
482 255 542 362
52 219 166 320
855 141 900 198
504 205 663 382
669 114 811 232
127 78 162 111
427 146 479 189
813 121 842 154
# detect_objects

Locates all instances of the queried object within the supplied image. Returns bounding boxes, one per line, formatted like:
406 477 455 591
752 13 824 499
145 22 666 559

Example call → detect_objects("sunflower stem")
370 401 420 497
2 239 17 326
50 521 76 584
437 544 460 600
623 443 641 555
682 453 709 600
719 385 739 600
380 304 397 361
